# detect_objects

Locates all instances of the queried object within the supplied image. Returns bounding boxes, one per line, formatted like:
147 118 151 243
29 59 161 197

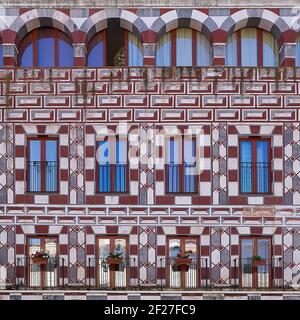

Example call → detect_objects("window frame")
26 136 59 193
239 137 272 195
95 135 129 194
19 27 73 67
165 135 198 194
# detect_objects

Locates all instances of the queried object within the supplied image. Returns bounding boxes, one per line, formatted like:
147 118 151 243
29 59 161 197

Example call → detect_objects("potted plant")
106 252 123 271
252 255 266 266
172 250 193 272
31 250 50 265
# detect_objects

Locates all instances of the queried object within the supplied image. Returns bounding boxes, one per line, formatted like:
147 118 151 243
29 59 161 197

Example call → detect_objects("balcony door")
96 236 128 288
27 236 58 287
167 236 199 288
240 237 272 288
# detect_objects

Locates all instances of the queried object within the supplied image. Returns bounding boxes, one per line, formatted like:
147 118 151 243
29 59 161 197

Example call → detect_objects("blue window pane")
184 139 196 192
88 41 104 67
176 28 192 66
241 28 258 67
115 140 126 192
226 33 238 66
0 44 3 67
240 141 252 193
156 33 171 66
29 141 41 192
38 37 55 67
45 140 57 192
21 43 33 67
168 140 179 192
297 36 300 67
58 39 73 67
256 141 269 193
98 141 110 192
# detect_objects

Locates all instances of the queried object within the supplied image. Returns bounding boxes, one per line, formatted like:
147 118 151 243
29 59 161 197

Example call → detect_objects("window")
27 137 58 192
96 136 128 193
87 24 143 67
226 28 278 67
296 34 300 67
166 136 197 193
239 138 271 194
156 28 211 66
19 28 73 67
0 42 3 67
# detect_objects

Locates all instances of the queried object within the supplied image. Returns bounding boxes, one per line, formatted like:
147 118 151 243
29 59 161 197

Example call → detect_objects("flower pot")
253 259 266 266
31 257 49 265
106 257 123 271
173 258 192 272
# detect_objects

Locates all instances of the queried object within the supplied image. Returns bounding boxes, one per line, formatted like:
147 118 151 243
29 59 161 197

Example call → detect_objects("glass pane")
256 141 269 193
176 28 192 66
226 33 237 66
241 28 258 66
113 239 127 287
0 44 3 67
169 239 181 288
29 238 41 287
257 239 270 287
21 43 33 67
196 33 211 66
168 139 179 192
241 239 253 287
184 139 196 192
45 140 57 192
240 141 252 193
45 239 57 287
98 238 110 287
184 239 197 288
297 35 300 67
98 140 110 192
38 37 55 67
98 239 110 258
29 140 41 192
128 32 143 66
88 41 104 67
58 38 73 67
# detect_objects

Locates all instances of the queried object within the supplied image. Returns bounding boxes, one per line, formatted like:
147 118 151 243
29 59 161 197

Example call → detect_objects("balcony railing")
240 161 271 193
0 256 287 290
98 163 127 193
27 161 58 192
167 163 197 193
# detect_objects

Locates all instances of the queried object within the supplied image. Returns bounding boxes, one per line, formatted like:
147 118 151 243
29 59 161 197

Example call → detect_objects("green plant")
252 255 263 261
107 251 122 259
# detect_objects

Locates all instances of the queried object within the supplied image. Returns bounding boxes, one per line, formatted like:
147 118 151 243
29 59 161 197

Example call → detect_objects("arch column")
141 30 157 67
211 30 227 66
3 43 17 66
279 30 298 67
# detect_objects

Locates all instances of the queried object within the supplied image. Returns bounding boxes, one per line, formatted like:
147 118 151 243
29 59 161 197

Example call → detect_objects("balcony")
0 255 288 291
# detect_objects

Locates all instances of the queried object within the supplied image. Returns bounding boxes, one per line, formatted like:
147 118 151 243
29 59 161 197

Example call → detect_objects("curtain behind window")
263 31 278 67
241 28 258 66
156 32 171 66
196 33 211 66
128 32 143 66
226 32 237 66
176 28 192 66
0 44 3 67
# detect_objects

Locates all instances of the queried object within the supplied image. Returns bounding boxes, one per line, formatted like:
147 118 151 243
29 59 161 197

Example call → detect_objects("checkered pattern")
0 225 15 286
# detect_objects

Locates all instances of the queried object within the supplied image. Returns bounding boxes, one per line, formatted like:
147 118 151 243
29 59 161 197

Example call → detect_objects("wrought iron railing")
166 163 198 193
15 257 65 288
27 161 58 192
87 257 138 288
98 163 127 192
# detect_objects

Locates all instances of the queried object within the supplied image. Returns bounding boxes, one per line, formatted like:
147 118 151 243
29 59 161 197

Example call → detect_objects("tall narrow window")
128 32 143 66
156 28 211 66
87 31 105 67
239 138 271 193
296 35 300 67
0 42 3 67
166 136 197 193
27 137 58 192
226 28 278 67
19 28 73 67
97 137 127 193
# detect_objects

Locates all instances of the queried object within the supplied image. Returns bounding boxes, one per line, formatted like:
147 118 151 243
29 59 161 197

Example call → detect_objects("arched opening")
226 27 278 67
19 27 73 67
87 19 143 67
156 27 211 67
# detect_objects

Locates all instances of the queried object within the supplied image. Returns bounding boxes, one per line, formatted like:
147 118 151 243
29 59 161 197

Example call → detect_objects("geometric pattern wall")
212 123 227 205
0 124 14 204
139 124 155 205
69 124 85 205
283 227 300 288
284 123 300 205
210 227 231 285
0 225 15 286
138 226 157 285
68 226 86 285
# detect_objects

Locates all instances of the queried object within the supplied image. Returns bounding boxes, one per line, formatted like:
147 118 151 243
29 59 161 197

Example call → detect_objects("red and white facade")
1 1 300 299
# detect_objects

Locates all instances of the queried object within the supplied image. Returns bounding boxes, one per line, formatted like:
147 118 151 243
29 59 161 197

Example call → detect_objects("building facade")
1 0 300 299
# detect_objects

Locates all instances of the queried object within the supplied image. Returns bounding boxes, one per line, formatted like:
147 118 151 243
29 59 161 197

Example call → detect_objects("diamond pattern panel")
139 226 156 285
0 225 15 285
68 226 86 285
0 124 14 204
210 227 230 285
139 124 155 205
284 123 300 205
69 124 85 204
212 123 227 205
